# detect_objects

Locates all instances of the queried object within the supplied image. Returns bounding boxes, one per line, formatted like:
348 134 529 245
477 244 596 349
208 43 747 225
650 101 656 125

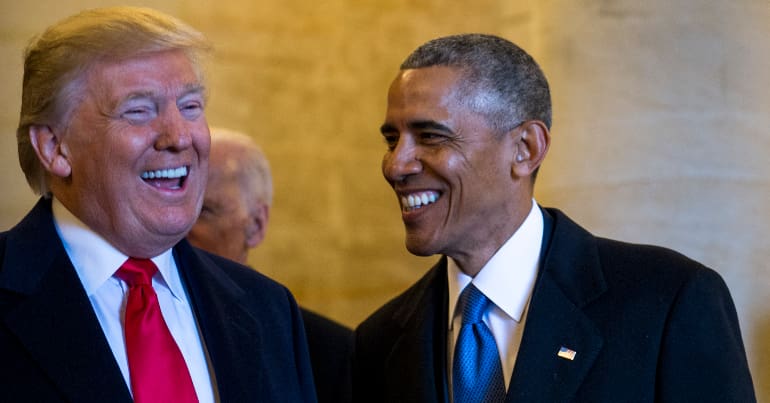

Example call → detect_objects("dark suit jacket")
0 198 316 402
353 207 755 402
301 308 353 403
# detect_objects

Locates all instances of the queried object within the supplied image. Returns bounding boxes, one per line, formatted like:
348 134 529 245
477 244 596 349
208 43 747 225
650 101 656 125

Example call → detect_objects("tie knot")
116 258 158 287
460 284 490 325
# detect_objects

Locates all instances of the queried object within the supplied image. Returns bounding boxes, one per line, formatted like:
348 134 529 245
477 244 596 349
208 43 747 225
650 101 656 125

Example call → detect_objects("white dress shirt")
52 198 216 403
447 199 544 395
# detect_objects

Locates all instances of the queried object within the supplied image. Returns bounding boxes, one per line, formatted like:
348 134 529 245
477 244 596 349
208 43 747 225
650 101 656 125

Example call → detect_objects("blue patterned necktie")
453 284 507 403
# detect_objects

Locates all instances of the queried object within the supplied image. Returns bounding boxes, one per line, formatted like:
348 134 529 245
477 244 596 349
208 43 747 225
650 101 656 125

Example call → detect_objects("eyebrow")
380 120 453 134
120 83 206 103
411 120 452 133
180 83 206 98
121 91 155 103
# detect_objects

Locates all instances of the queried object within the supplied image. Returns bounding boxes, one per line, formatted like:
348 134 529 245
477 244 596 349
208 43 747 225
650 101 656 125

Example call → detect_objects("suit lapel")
173 241 267 401
1 199 131 402
506 271 603 402
386 260 450 402
506 208 606 403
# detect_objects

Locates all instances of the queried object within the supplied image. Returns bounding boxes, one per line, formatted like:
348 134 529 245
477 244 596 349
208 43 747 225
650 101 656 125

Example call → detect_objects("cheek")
93 129 153 170
209 220 231 237
438 152 473 187
193 123 211 154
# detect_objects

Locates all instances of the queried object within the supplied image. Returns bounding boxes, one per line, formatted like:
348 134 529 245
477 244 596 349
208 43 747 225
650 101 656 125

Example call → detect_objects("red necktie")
117 258 198 403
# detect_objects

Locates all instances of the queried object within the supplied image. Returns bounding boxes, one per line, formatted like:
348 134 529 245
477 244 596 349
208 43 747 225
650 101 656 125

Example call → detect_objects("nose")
382 135 422 183
154 107 193 151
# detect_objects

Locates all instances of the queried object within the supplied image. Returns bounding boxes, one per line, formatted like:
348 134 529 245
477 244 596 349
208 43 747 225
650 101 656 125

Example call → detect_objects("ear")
511 120 550 179
28 124 72 178
246 202 270 248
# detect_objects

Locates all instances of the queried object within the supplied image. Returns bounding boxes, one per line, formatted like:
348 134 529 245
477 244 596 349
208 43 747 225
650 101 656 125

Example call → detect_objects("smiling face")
381 66 534 274
47 49 210 258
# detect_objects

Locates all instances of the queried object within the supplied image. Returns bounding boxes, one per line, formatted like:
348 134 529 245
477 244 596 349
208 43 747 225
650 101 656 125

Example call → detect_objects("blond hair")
17 6 211 196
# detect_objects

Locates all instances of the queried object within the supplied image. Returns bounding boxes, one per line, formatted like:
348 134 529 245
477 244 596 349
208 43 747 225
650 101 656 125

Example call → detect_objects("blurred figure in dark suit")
189 127 352 403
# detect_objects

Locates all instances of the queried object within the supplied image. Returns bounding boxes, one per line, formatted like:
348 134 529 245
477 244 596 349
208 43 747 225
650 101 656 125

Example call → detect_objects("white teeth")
141 166 188 180
400 191 439 210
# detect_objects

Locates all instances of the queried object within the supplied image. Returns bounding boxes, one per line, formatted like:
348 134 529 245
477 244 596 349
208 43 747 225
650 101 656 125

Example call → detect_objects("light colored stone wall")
1 0 767 398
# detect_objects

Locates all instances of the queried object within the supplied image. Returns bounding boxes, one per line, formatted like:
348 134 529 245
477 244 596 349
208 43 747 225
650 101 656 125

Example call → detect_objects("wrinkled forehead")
388 67 465 110
387 66 499 123
84 50 205 104
393 66 508 131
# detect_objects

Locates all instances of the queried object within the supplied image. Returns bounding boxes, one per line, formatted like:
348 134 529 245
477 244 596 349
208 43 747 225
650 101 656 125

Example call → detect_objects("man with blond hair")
0 7 315 402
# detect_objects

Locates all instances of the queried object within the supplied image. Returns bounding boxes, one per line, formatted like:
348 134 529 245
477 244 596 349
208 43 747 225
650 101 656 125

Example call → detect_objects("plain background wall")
1 0 767 399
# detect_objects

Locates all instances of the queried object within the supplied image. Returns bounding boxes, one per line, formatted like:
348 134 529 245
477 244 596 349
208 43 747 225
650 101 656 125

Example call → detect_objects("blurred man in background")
189 127 352 403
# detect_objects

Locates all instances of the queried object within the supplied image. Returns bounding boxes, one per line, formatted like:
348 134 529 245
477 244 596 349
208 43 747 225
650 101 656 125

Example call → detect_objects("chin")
159 209 197 229
404 237 439 257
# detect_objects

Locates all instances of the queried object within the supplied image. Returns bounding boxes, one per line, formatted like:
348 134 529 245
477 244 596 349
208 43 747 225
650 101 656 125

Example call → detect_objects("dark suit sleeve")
301 309 353 403
286 289 320 403
352 315 383 402
352 305 404 403
656 268 756 402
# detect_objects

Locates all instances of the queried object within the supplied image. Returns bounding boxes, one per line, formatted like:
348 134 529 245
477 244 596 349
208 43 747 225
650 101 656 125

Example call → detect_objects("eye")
382 133 399 151
419 132 447 144
179 94 205 120
199 203 217 218
120 101 157 125
179 101 203 120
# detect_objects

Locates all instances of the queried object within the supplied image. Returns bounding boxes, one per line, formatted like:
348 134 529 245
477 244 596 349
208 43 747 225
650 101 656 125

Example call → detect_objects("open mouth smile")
141 166 188 190
400 191 440 212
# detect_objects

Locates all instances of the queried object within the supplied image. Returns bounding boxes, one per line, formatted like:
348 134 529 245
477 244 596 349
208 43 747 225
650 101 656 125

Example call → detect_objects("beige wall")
1 0 768 398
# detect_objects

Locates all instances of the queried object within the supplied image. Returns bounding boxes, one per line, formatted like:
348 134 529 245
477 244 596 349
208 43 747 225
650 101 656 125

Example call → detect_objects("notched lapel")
507 273 603 403
1 199 130 402
4 253 131 402
506 209 607 403
385 313 441 401
174 244 266 401
385 261 449 403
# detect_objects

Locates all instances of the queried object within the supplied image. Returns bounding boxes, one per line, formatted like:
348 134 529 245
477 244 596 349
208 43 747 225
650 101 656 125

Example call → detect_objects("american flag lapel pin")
557 346 577 361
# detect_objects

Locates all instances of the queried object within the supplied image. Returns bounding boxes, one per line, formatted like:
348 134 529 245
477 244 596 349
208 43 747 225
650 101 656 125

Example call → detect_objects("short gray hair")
401 33 551 133
209 128 273 207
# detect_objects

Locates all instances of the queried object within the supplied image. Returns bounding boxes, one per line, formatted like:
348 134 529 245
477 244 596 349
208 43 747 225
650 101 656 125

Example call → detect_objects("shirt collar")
448 200 544 326
52 198 185 300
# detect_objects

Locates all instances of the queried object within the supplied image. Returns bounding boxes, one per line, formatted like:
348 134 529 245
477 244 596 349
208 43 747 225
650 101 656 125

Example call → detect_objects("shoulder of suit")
357 258 446 333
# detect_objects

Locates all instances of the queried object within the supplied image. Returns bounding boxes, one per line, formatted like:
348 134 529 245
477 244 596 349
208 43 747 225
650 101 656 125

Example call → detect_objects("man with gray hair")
188 128 274 265
0 7 315 402
353 33 755 402
189 127 353 403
